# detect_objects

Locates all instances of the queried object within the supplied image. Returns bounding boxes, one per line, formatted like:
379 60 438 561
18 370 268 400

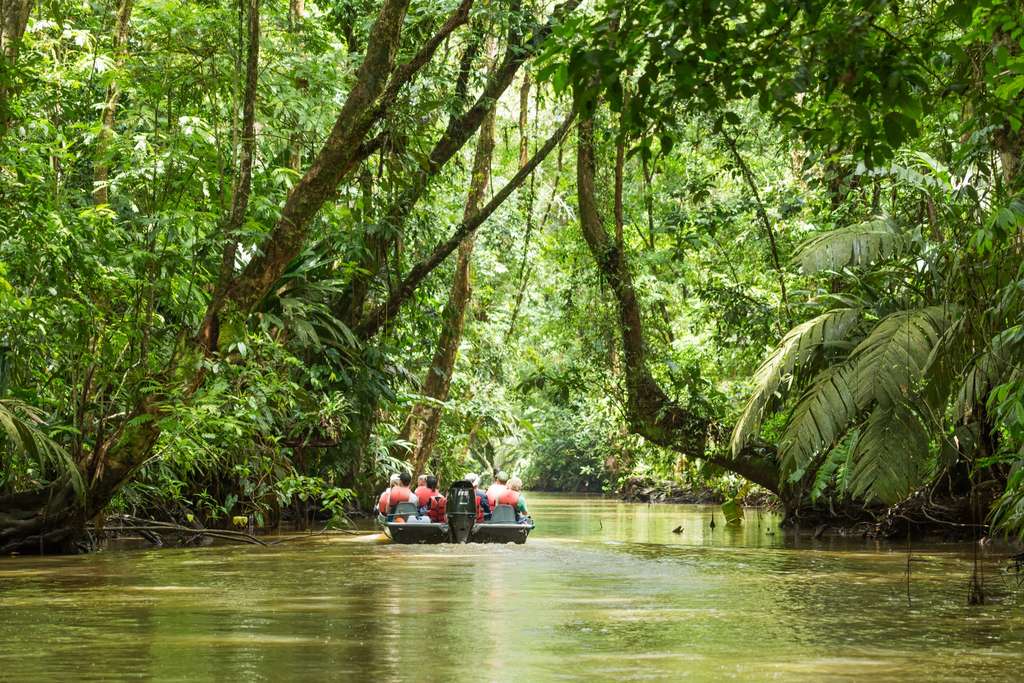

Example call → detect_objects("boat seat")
391 502 419 519
489 504 517 524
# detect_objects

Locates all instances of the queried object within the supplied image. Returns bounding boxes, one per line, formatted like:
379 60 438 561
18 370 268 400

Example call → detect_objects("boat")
378 480 535 544
378 501 450 544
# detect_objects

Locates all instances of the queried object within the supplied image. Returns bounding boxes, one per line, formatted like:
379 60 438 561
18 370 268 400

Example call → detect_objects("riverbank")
618 477 778 507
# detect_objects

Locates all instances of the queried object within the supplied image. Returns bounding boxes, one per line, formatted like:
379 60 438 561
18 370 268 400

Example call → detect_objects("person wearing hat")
486 470 510 509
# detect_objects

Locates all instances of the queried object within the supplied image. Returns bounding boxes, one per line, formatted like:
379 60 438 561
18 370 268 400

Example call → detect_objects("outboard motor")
446 480 476 543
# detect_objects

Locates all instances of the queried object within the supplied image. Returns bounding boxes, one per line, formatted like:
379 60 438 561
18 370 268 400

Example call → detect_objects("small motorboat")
378 501 450 544
378 480 534 544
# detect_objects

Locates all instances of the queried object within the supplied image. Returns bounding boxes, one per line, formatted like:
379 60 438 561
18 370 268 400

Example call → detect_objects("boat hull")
378 517 534 545
470 522 533 544
383 521 450 544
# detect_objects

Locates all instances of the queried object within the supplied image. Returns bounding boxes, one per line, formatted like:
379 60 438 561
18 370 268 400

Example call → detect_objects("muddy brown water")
1 494 1022 681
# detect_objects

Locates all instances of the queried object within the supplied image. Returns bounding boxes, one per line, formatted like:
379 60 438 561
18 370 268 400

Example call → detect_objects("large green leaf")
847 405 930 505
779 363 860 477
792 217 907 274
731 308 861 456
0 400 83 500
850 306 954 409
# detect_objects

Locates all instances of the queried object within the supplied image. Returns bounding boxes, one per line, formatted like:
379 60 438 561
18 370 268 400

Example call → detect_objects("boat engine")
446 480 476 543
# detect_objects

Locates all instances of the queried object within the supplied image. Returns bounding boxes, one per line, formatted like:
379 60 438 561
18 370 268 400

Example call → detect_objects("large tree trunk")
218 0 475 316
401 103 495 475
575 112 783 496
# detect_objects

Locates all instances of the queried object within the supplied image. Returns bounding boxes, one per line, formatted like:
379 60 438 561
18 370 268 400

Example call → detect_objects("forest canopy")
1 0 1023 552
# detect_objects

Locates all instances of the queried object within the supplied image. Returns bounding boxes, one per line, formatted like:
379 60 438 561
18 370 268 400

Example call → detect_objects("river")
1 494 1022 680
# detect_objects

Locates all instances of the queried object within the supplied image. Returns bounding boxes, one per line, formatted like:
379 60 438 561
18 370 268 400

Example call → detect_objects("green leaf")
721 498 743 525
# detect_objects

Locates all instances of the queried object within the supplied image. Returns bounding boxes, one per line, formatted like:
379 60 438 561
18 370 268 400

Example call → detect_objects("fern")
792 217 906 274
731 308 861 456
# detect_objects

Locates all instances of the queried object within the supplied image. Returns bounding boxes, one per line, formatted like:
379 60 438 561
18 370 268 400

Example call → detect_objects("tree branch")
355 110 577 340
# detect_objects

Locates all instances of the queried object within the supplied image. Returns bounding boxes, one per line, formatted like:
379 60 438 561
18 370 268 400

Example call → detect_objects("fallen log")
95 515 268 546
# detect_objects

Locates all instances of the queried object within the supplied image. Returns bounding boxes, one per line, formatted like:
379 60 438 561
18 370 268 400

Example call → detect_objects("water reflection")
0 494 1021 680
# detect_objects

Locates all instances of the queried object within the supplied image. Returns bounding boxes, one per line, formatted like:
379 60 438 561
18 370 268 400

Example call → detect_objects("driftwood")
93 514 376 549
96 515 267 546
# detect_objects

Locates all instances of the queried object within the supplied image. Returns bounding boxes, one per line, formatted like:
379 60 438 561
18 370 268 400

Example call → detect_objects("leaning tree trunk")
575 110 784 497
401 104 495 476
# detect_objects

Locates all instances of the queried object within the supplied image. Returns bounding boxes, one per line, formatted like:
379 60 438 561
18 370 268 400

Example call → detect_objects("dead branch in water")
95 515 267 546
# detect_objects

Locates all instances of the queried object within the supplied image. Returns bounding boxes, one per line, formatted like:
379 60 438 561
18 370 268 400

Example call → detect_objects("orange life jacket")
426 492 447 522
486 484 508 509
414 485 431 507
379 485 413 514
497 489 520 507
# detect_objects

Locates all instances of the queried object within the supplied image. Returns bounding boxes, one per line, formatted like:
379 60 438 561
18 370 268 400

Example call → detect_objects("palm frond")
989 458 1024 540
792 217 906 274
954 324 1024 420
731 308 861 456
921 314 970 414
778 363 860 478
851 306 955 409
847 405 930 505
0 399 84 499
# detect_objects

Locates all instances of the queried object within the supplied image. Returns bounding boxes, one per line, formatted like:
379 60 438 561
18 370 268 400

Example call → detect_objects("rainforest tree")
2 0 1023 553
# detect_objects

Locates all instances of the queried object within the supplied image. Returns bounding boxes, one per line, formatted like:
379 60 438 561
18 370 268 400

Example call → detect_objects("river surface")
1 494 1023 681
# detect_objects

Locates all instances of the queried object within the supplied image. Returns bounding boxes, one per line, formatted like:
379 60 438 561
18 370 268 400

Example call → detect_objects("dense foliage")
1 0 1023 550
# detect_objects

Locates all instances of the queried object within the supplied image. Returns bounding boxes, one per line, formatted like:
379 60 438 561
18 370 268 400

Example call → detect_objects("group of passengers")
377 470 530 524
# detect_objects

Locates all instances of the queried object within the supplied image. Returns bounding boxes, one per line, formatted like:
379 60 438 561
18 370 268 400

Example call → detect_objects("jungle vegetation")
1 0 1023 552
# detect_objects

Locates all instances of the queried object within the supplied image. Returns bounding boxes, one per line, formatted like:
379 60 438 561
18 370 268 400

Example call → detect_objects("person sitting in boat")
377 473 400 515
486 471 510 509
497 476 530 522
423 475 447 523
466 473 490 521
378 471 418 516
414 474 429 508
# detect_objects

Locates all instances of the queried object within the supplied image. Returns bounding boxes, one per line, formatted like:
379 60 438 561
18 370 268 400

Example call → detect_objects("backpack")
427 494 446 522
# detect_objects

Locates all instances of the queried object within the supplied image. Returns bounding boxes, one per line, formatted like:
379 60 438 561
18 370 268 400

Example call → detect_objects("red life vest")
414 485 432 508
497 489 520 507
486 484 507 509
426 492 447 522
474 490 485 522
